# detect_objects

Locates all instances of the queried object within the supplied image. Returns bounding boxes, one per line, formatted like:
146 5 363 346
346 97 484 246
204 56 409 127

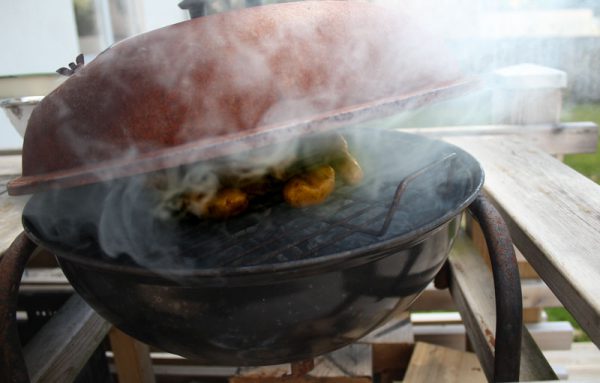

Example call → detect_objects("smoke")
20 0 581 275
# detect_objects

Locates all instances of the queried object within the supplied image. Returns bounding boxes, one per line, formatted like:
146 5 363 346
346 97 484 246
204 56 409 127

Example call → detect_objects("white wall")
0 0 80 149
138 0 188 33
0 0 80 75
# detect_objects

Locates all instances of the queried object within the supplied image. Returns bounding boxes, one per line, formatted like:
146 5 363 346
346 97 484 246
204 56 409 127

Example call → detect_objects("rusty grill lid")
8 1 472 196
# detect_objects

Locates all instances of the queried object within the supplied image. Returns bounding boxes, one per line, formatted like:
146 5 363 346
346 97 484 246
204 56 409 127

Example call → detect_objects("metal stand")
0 232 37 383
436 195 523 382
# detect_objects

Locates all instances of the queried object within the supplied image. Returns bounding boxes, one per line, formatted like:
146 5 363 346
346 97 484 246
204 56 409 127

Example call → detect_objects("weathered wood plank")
109 327 156 383
359 311 413 344
412 279 561 312
523 308 544 324
400 122 598 155
359 311 413 375
23 294 111 383
466 216 540 279
413 324 467 351
403 342 486 383
0 190 27 254
412 321 572 353
0 155 21 176
544 342 600 381
519 328 560 382
447 136 600 348
448 234 558 381
526 322 573 351
411 312 463 325
0 156 27 254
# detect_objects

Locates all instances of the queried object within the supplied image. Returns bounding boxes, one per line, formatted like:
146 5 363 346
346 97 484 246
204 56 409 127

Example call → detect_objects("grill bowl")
22 130 483 364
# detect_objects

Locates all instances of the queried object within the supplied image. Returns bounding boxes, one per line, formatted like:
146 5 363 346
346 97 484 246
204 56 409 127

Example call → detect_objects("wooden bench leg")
109 327 155 383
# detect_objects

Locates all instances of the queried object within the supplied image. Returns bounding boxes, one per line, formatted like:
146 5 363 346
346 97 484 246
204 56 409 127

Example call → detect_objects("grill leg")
0 232 37 383
435 195 522 382
468 195 523 382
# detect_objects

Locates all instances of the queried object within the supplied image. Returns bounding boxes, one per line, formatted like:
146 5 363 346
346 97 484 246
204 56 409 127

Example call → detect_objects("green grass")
545 307 590 342
562 103 600 184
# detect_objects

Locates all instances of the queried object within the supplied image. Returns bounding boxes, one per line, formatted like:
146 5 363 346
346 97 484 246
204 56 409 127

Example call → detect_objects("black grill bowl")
22 130 483 365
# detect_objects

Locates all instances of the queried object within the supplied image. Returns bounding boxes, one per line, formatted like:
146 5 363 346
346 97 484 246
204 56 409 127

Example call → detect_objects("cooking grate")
23 131 481 270
175 153 458 268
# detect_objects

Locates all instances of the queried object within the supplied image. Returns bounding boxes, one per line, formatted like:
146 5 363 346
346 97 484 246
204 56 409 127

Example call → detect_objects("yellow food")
204 188 249 218
157 134 364 219
283 165 336 208
184 188 249 219
332 153 363 185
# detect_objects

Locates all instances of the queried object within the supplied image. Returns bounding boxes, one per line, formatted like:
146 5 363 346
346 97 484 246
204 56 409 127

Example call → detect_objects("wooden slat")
517 250 541 279
400 122 598 155
21 267 69 284
447 136 600 348
359 311 413 375
411 312 463 325
412 309 544 325
0 155 21 176
526 322 573 351
448 233 558 381
109 327 156 383
0 156 26 254
23 294 111 383
359 311 413 344
412 279 561 312
0 183 26 255
467 216 540 279
413 324 466 351
412 321 572 353
544 342 600 381
403 342 486 383
523 308 544 324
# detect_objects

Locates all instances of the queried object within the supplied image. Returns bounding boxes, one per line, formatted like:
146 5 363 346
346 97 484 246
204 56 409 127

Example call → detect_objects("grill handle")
0 232 37 383
467 195 523 382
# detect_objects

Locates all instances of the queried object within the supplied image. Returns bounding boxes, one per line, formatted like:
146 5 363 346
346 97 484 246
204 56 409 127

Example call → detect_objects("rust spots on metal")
468 195 522 382
0 232 38 383
289 359 315 377
484 328 496 348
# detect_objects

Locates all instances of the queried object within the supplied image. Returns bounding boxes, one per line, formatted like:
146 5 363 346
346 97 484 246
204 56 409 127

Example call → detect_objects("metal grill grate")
23 131 482 271
174 153 459 268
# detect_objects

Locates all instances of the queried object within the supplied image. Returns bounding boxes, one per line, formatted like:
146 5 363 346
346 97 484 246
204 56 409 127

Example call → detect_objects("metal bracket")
0 232 37 383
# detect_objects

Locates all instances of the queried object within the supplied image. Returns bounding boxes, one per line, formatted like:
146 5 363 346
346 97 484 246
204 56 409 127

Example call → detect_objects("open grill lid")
8 1 474 196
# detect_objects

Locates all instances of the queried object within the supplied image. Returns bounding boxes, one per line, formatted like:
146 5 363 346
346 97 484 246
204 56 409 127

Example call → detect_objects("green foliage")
562 104 600 184
545 307 590 342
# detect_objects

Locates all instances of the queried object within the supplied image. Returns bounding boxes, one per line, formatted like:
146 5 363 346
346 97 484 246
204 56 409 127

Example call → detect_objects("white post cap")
493 64 568 89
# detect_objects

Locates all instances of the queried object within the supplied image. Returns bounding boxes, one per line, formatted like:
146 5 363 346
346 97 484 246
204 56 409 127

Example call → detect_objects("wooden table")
1 130 600 381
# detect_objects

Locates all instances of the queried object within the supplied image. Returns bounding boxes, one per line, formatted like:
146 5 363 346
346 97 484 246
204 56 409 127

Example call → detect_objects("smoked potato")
203 188 249 219
283 165 336 208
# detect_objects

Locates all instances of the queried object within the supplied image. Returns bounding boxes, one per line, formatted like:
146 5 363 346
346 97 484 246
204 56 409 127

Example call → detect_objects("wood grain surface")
448 136 600 348
23 295 111 383
448 233 558 381
403 342 486 383
0 156 25 254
